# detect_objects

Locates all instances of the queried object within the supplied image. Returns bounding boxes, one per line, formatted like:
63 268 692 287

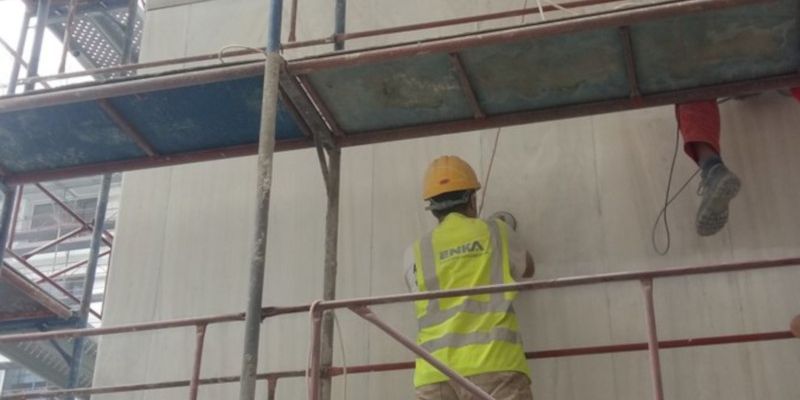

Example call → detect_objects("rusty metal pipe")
0 312 244 344
0 329 790 398
0 370 305 400
58 0 78 74
2 257 794 346
351 306 494 400
288 0 767 74
312 257 800 312
7 186 24 247
22 226 86 259
189 324 208 400
308 306 324 400
282 0 622 50
42 249 111 282
641 279 665 400
0 327 790 399
267 377 279 400
32 183 113 246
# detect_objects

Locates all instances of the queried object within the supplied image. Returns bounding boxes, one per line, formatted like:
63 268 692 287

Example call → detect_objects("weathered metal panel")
0 77 305 173
460 29 630 114
632 0 800 93
0 102 145 173
307 54 474 133
108 77 304 154
1 0 799 181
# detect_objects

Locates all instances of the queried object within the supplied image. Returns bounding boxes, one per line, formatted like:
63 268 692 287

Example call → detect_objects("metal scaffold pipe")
121 0 139 65
6 9 32 94
25 0 51 92
0 183 15 269
57 0 78 74
319 147 341 400
67 173 112 398
239 0 284 399
334 0 347 51
319 3 347 396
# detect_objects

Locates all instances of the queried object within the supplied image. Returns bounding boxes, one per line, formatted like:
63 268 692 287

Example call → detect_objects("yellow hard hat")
422 156 481 200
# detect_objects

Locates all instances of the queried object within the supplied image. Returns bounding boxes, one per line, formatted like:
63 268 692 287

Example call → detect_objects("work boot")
696 163 741 236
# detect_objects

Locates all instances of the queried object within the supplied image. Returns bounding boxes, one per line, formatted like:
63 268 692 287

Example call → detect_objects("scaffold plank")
0 0 797 184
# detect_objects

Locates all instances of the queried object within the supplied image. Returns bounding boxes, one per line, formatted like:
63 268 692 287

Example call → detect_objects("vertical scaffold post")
25 0 51 92
0 183 15 271
7 187 23 249
318 146 341 400
641 278 665 400
238 1 283 399
318 4 346 397
189 323 208 400
334 0 347 51
6 8 32 94
121 0 139 65
67 174 112 399
57 0 78 74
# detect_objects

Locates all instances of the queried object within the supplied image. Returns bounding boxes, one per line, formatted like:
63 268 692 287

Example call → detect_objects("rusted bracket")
279 62 338 150
619 26 642 103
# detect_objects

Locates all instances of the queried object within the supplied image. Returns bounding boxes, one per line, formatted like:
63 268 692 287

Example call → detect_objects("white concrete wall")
93 1 800 399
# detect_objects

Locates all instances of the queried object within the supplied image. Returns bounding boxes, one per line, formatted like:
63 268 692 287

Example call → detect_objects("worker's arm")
403 246 419 292
501 219 535 281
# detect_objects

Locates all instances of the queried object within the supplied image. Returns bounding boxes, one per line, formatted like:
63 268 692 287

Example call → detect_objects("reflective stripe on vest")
417 219 514 347
421 327 520 353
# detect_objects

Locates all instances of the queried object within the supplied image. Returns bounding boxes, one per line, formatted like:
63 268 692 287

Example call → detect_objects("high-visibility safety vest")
412 213 530 387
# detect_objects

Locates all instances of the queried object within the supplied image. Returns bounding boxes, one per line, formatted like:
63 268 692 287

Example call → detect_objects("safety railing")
2 0 663 90
0 257 797 400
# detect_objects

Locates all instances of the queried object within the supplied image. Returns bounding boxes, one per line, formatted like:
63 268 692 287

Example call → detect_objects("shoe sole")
696 174 741 236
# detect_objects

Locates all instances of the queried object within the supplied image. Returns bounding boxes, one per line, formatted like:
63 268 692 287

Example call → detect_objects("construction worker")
675 88 800 236
404 155 535 400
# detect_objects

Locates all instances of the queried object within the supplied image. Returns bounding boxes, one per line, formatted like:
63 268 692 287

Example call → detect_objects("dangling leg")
676 100 741 236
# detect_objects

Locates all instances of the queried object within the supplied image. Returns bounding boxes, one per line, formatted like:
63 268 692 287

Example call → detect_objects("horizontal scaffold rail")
0 257 797 399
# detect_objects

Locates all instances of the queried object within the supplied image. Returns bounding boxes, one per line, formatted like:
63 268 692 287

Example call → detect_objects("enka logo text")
439 241 485 261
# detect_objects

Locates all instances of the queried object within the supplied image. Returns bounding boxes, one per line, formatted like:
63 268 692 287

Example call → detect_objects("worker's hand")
489 211 517 231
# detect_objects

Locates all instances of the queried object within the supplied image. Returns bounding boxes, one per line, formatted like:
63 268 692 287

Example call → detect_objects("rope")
478 128 502 217
651 126 700 255
216 45 266 64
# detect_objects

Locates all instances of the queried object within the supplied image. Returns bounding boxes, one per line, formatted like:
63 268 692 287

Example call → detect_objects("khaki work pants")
415 372 533 400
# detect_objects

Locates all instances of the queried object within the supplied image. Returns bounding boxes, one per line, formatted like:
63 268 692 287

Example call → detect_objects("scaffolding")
0 258 797 399
0 0 799 399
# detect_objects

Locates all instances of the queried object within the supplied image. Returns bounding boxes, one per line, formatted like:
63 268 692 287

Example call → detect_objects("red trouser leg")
792 87 800 102
675 100 721 164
